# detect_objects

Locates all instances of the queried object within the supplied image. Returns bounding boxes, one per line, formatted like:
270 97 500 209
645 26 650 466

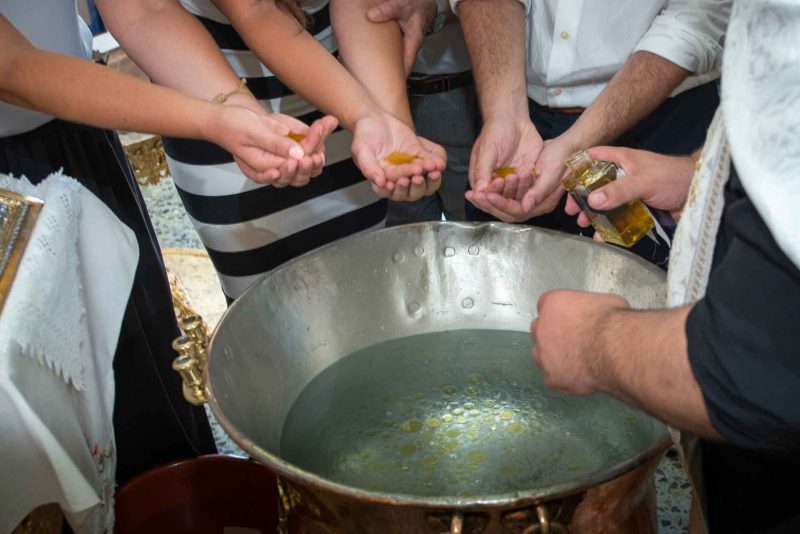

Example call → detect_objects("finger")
486 177 505 195
371 182 392 198
587 146 631 169
367 0 402 22
502 174 519 200
473 146 495 192
564 193 582 216
236 157 279 184
254 117 305 160
309 153 325 179
307 115 338 154
577 211 592 228
300 121 322 154
406 175 427 202
383 161 425 181
391 177 411 201
425 172 442 196
515 171 534 201
593 232 606 243
526 186 564 218
402 32 423 77
587 178 645 212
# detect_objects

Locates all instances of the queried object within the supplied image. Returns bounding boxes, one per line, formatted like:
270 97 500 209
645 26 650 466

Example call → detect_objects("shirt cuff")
449 0 531 17
634 14 724 74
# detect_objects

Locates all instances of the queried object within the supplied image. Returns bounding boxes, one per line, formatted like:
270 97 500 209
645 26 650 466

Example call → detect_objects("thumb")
252 126 305 161
472 147 496 193
367 0 399 22
587 176 646 211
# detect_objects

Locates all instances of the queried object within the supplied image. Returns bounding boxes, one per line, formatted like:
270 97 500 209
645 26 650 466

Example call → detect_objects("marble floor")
139 175 691 533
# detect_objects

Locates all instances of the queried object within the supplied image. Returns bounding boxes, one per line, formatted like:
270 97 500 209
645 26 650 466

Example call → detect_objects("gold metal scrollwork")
169 273 210 404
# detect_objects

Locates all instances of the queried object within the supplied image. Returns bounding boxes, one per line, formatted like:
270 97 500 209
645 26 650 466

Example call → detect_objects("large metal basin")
204 222 669 533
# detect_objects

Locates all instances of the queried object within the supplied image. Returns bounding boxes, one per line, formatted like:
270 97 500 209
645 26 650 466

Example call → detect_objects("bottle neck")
565 150 594 176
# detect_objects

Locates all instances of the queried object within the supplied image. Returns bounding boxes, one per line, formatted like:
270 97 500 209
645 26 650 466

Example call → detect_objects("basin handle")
519 504 568 534
168 272 210 405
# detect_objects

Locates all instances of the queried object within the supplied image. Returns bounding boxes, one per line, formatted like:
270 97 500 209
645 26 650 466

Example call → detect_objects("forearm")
0 22 214 139
595 305 722 439
563 51 689 149
217 0 378 130
330 0 412 125
96 0 248 104
458 0 527 120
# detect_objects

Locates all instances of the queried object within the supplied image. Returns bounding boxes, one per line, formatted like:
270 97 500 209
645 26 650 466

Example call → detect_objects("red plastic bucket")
115 454 279 534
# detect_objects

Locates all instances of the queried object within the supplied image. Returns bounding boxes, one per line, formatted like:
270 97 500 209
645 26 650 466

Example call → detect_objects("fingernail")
289 146 304 160
589 191 607 207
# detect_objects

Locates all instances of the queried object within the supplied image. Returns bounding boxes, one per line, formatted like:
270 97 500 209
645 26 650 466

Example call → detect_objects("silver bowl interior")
205 222 668 505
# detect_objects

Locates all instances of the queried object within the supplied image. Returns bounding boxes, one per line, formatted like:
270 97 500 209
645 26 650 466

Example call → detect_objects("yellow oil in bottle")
563 150 654 247
384 152 419 165
286 131 306 142
492 166 516 179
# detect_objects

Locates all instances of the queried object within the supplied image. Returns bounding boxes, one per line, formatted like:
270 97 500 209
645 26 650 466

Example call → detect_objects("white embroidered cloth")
665 2 800 530
0 172 138 533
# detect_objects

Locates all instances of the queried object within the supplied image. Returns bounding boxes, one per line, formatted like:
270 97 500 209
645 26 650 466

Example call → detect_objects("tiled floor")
140 175 691 533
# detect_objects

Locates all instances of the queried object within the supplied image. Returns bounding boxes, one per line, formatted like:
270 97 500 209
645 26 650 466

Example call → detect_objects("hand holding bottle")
565 146 696 241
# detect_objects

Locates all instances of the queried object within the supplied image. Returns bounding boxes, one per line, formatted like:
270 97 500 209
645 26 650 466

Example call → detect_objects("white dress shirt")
450 0 731 107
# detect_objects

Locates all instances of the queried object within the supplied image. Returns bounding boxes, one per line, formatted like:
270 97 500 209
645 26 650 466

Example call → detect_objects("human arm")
0 13 312 184
531 290 721 439
454 0 542 219
521 0 730 217
95 0 333 186
212 0 445 194
330 0 444 201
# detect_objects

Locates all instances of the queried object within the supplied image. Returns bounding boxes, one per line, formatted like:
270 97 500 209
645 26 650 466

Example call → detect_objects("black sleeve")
686 186 800 450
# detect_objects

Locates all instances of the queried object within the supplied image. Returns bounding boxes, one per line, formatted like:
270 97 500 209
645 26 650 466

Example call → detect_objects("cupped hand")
208 103 336 186
564 146 695 241
366 0 436 75
352 111 446 201
531 289 630 395
465 115 542 221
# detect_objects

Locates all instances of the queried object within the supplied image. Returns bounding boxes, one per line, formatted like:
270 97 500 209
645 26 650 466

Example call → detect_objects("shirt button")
553 88 562 95
560 30 570 40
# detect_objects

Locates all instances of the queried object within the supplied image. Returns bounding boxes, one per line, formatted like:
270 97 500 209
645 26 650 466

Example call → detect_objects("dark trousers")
0 120 216 485
467 80 721 266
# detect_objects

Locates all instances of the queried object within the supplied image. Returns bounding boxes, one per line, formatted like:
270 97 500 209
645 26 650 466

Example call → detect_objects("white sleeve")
449 0 531 17
634 0 732 74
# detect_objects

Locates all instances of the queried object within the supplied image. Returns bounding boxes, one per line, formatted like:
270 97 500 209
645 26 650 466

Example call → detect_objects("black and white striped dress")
165 0 386 301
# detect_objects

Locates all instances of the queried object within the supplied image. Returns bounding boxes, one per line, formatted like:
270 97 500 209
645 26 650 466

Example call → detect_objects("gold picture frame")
0 188 43 314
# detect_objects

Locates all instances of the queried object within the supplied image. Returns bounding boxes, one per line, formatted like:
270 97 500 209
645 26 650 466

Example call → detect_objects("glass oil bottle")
563 150 655 248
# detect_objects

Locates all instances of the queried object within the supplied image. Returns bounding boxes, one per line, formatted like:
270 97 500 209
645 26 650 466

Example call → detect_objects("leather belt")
546 106 585 114
407 70 473 96
529 98 585 115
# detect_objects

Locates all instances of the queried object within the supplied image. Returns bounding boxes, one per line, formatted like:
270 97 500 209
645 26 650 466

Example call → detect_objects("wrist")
221 90 264 115
196 101 219 143
589 307 627 394
341 99 380 132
